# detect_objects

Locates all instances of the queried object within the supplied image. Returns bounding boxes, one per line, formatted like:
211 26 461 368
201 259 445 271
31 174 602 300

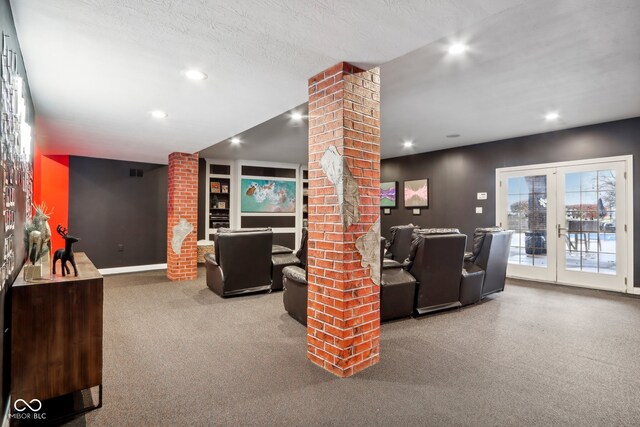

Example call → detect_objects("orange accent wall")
33 145 69 251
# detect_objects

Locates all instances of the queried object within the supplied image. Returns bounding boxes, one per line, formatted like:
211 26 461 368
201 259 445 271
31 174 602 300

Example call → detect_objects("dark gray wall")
381 117 640 287
68 156 167 269
1 0 35 412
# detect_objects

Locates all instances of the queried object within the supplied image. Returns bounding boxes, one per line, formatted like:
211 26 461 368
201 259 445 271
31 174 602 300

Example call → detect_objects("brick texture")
167 152 199 281
307 62 381 377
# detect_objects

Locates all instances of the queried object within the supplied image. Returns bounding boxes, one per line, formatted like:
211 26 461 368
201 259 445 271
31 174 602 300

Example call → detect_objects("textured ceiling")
201 0 640 164
10 0 523 164
380 0 640 159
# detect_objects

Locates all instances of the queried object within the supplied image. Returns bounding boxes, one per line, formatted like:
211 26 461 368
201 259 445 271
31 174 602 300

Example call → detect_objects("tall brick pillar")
307 62 381 377
167 152 198 281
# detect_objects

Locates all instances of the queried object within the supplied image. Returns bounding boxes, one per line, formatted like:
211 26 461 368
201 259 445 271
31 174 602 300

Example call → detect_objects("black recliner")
281 230 309 325
406 229 466 315
272 229 308 291
460 228 513 305
282 266 308 326
476 230 513 297
384 224 418 268
380 237 416 321
205 228 273 297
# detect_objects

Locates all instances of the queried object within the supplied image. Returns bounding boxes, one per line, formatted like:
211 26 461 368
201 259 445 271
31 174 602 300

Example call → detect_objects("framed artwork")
404 179 429 208
380 182 397 208
217 201 226 209
241 178 296 213
221 184 229 193
210 182 221 193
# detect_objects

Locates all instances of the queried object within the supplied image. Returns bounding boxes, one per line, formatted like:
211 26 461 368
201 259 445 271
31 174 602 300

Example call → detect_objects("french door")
497 157 632 292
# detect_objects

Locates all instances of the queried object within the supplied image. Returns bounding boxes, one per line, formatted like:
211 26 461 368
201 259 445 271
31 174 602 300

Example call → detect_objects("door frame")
495 155 634 293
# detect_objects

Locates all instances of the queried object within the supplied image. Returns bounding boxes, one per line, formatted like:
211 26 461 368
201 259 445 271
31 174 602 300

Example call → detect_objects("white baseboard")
508 275 639 295
98 263 167 276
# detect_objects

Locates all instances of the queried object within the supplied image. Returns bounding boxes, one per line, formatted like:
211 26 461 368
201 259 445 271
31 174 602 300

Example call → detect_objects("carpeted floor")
64 268 640 426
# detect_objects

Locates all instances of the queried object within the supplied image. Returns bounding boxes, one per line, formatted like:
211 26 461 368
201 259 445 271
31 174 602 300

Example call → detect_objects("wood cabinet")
11 252 103 407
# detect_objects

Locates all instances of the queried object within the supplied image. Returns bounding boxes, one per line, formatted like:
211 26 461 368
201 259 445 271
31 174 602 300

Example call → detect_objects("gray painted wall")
68 156 167 269
381 117 640 287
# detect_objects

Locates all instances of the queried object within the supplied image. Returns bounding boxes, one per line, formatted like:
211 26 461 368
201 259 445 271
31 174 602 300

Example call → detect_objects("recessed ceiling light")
448 43 468 55
403 140 414 148
545 111 560 121
230 137 241 144
151 110 167 119
185 69 208 80
291 111 304 121
446 134 461 138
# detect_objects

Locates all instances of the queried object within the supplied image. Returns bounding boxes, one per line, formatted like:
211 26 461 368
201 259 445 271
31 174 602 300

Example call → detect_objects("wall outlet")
475 207 483 214
117 244 124 252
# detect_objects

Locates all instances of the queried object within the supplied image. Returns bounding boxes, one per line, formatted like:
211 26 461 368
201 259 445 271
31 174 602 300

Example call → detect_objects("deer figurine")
53 225 80 277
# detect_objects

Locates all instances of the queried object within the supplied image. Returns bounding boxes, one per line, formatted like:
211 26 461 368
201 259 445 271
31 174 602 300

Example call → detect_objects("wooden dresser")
11 252 103 408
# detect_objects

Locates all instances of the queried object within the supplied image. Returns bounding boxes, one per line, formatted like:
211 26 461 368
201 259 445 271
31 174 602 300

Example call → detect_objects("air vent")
129 168 143 177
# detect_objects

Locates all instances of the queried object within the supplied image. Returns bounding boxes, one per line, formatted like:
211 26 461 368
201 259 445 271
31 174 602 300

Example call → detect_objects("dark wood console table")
11 252 103 414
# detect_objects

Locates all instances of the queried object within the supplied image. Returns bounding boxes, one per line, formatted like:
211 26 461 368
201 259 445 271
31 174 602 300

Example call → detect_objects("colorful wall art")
380 182 397 207
404 179 429 207
241 178 296 213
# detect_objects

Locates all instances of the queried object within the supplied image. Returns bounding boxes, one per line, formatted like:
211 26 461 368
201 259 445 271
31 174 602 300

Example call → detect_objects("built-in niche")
202 159 305 249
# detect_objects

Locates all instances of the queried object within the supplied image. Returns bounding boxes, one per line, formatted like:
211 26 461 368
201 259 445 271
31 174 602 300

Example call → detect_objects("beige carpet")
62 268 640 426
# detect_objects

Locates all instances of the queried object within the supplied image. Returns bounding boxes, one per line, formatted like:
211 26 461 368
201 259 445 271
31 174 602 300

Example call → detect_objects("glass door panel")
499 168 556 282
557 162 627 291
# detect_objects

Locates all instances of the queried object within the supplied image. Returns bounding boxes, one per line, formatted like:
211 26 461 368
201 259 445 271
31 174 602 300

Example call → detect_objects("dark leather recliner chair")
281 230 309 325
282 265 308 325
470 229 513 297
406 229 466 315
384 224 418 267
205 228 273 297
284 236 417 325
380 237 416 321
272 229 308 291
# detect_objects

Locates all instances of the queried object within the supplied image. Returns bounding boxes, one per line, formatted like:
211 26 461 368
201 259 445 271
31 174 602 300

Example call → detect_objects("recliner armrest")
464 251 474 262
204 253 225 296
383 258 403 269
283 266 307 285
204 253 218 266
272 244 294 255
462 261 484 275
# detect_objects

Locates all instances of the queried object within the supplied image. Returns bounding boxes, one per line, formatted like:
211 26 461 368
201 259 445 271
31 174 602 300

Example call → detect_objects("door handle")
557 224 567 238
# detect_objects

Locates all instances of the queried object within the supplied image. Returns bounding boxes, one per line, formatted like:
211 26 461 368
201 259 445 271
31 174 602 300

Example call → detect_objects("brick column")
307 62 381 377
167 152 198 281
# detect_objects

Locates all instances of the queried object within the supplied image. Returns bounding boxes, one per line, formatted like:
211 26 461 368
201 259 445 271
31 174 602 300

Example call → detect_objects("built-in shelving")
302 168 308 229
205 159 234 240
202 159 306 247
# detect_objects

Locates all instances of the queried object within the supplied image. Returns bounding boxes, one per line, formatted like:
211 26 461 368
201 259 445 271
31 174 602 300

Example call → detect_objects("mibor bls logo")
11 398 47 420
